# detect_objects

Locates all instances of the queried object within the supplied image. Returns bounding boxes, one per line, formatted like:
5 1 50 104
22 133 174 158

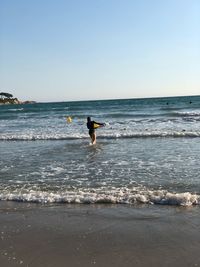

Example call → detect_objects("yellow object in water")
66 116 72 123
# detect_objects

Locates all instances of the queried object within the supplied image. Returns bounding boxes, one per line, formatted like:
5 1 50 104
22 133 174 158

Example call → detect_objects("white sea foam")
174 111 200 117
8 108 24 111
1 131 200 141
0 188 199 206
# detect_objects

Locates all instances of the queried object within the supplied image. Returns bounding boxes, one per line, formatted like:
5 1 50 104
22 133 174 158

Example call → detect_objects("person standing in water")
87 117 105 145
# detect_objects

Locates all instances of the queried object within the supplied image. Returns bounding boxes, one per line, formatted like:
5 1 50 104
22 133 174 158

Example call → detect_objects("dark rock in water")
22 101 37 104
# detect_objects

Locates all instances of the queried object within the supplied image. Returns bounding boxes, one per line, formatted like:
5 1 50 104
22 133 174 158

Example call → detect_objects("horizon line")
36 94 200 104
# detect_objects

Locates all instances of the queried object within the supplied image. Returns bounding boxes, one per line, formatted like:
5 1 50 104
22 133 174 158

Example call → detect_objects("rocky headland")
0 92 36 105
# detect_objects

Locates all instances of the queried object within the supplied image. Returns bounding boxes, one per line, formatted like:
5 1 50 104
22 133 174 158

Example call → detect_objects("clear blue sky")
0 0 199 102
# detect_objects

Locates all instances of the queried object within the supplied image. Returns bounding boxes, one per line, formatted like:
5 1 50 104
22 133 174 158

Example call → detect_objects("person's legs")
91 132 96 144
89 129 96 144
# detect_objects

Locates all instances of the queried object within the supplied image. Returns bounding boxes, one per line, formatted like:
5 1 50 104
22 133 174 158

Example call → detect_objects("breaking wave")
172 111 200 117
1 131 200 141
0 187 199 206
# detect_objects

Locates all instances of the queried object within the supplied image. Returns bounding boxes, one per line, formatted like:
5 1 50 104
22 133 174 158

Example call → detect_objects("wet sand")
0 202 200 267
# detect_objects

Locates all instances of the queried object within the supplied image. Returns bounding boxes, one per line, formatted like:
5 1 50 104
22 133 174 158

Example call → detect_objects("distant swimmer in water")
87 117 105 145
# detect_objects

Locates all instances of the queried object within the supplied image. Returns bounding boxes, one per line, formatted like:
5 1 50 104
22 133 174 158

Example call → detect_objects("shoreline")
0 202 200 267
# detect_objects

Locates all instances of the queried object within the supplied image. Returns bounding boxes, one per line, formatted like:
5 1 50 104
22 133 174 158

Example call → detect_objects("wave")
0 187 199 206
5 108 24 112
171 111 200 117
1 131 200 141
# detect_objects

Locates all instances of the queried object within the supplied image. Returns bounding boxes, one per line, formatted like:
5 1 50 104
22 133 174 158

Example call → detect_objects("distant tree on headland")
0 92 13 98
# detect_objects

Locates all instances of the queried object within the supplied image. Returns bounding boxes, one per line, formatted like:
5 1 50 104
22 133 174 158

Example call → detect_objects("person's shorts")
89 129 95 136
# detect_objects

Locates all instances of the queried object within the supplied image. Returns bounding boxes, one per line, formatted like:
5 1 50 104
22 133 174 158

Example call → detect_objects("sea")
0 95 200 206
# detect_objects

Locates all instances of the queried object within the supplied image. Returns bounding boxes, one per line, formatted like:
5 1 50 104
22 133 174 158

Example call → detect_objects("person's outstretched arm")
94 121 105 127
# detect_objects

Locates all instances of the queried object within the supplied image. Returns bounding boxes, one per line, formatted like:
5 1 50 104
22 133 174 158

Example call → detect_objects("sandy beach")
0 202 200 267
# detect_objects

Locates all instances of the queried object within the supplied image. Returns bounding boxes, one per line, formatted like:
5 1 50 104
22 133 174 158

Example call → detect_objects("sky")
0 0 200 102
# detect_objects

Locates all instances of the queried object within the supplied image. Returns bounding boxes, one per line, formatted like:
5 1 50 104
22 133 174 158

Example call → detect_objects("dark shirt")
87 121 95 130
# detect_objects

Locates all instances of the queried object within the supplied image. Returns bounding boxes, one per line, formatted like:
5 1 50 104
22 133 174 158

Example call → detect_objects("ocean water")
0 95 200 206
